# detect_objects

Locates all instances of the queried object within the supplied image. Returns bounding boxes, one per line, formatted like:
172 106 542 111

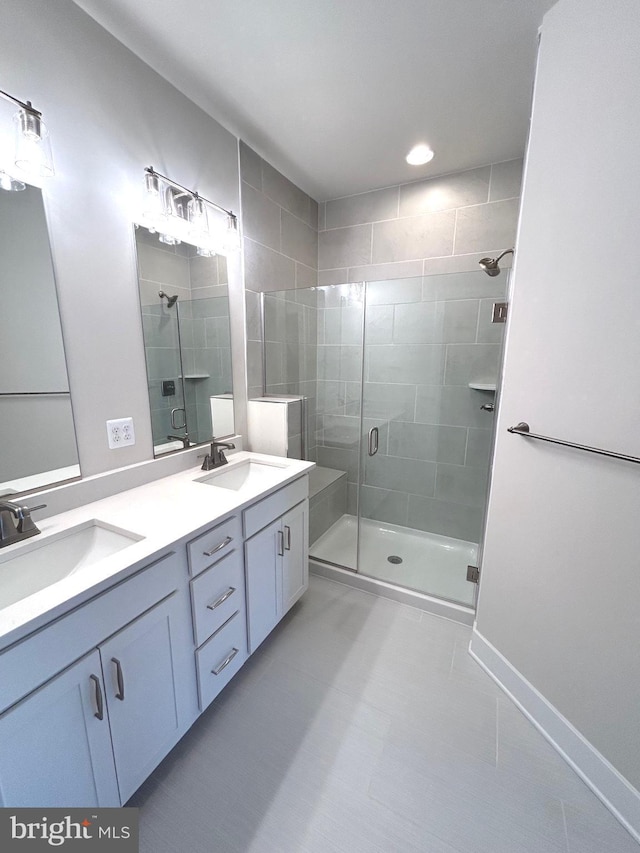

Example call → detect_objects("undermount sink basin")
196 459 288 491
0 520 144 610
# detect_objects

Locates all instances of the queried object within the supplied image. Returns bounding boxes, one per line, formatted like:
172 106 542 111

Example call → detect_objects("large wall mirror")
134 226 235 456
0 186 80 497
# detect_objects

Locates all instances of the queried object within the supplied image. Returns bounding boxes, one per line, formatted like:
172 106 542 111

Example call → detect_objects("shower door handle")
368 427 379 456
170 407 186 429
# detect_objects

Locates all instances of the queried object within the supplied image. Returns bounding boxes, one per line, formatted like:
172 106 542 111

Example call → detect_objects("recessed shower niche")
134 227 234 454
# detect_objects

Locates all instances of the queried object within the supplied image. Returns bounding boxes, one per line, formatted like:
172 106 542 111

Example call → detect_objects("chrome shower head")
479 249 514 277
158 290 178 307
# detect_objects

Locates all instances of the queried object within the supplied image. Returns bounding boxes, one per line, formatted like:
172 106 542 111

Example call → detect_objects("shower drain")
387 555 403 564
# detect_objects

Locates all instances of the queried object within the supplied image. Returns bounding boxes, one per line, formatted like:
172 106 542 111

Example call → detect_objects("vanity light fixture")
0 88 54 184
406 144 435 166
143 166 239 255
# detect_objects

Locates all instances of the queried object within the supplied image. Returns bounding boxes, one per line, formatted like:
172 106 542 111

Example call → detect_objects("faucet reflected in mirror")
134 225 235 456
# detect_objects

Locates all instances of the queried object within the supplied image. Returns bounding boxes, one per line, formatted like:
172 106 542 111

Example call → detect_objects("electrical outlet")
106 417 136 450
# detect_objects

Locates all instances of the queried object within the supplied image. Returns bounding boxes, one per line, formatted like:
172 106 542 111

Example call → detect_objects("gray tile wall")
261 289 320 462
240 141 320 399
317 159 522 283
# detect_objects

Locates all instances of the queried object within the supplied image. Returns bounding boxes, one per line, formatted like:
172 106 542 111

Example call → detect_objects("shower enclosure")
261 269 507 610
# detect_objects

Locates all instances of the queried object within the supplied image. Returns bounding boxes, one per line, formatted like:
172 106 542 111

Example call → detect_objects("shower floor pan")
310 514 477 607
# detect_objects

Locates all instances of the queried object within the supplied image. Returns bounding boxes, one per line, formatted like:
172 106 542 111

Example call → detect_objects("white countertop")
0 452 314 648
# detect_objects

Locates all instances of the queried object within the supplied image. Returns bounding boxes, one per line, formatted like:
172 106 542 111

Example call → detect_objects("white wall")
477 0 640 795
0 0 243 477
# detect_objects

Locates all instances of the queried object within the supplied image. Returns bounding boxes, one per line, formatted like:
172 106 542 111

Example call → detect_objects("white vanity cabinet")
0 649 119 807
0 550 197 807
244 477 309 653
187 515 248 710
0 459 313 809
98 593 188 802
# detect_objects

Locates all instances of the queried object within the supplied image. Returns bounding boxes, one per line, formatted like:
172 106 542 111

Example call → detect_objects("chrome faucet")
0 499 47 548
200 440 236 471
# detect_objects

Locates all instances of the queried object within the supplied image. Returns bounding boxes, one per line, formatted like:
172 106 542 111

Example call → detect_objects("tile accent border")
469 627 640 845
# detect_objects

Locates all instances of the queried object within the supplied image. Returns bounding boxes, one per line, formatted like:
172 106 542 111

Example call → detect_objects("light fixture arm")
0 89 42 118
145 166 237 224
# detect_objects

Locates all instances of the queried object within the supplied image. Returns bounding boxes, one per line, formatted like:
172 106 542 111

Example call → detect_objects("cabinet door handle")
203 536 232 557
207 587 236 610
111 657 125 701
90 674 104 720
211 647 239 676
284 525 291 551
277 529 284 556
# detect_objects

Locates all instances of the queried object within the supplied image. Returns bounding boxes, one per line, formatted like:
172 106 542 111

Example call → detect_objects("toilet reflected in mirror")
134 226 235 456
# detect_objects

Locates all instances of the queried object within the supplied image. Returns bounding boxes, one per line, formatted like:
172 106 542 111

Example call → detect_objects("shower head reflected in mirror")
158 290 178 307
479 249 514 277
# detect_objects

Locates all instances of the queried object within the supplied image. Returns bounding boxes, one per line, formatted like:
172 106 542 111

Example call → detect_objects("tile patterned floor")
129 576 639 852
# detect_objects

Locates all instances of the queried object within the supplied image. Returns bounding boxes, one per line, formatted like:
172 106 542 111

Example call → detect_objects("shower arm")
494 249 514 264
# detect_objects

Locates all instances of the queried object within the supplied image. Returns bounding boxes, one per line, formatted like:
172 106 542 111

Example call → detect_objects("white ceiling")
72 0 556 201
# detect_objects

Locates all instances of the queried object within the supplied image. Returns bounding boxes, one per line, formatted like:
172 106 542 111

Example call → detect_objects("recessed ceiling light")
406 144 435 166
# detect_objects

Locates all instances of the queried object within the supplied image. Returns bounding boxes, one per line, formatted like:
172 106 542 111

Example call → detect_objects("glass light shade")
188 195 209 241
142 172 167 233
14 109 54 177
0 170 26 192
224 215 240 252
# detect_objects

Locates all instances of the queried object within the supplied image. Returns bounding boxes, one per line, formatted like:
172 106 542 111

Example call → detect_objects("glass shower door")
356 271 506 605
307 283 365 571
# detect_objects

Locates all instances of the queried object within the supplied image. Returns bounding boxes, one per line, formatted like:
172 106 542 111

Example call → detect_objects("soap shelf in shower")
468 382 496 392
180 374 210 381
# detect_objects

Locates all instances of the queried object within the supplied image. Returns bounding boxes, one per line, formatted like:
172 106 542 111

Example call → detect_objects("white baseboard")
470 627 640 845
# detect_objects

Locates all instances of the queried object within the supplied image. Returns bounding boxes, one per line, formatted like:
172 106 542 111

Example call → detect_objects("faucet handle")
17 504 46 534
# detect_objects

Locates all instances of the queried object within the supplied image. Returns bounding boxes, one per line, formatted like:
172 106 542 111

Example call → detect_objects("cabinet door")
99 594 183 803
244 518 281 653
0 650 119 807
281 499 309 614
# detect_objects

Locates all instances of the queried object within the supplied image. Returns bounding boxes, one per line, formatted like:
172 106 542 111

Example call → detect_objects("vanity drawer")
196 610 247 710
243 475 308 538
190 549 245 646
187 515 241 577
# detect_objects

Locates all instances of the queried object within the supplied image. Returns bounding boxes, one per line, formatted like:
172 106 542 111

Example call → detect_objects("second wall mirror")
134 226 234 456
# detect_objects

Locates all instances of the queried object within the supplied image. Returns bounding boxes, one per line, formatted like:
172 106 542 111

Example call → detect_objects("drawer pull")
284 525 291 551
206 587 236 610
211 647 239 676
203 536 233 557
111 657 125 701
90 674 104 721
